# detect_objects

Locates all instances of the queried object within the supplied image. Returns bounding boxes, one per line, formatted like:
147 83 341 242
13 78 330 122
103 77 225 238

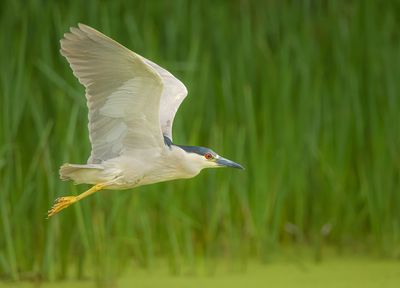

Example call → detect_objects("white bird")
48 24 243 218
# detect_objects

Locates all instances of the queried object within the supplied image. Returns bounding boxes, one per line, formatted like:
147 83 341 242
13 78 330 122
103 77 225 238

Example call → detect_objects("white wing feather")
60 24 164 163
140 58 188 140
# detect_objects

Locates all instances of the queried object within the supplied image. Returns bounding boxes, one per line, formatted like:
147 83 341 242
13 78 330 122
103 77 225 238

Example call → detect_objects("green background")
1 0 400 286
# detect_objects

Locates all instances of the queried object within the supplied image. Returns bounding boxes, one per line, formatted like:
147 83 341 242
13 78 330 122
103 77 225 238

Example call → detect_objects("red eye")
205 153 213 160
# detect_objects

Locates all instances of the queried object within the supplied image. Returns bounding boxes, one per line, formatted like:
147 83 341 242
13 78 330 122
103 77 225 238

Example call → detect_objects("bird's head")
177 145 244 172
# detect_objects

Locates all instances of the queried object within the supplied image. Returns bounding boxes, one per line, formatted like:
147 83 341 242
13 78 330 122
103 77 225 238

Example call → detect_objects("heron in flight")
47 24 243 218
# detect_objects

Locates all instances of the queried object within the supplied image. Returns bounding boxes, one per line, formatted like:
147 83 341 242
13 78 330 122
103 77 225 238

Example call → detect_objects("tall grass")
1 0 400 283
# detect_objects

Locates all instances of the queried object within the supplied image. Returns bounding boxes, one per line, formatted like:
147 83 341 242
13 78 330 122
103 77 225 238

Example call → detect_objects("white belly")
103 146 202 190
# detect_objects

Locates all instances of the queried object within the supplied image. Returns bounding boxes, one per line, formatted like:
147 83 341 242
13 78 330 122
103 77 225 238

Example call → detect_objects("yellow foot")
47 196 77 218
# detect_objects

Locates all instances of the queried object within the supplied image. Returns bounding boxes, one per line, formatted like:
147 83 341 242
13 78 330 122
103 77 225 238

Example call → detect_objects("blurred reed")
0 0 399 283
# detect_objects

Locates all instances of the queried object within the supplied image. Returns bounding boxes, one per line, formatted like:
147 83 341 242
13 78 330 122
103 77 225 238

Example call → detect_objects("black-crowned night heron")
47 24 243 218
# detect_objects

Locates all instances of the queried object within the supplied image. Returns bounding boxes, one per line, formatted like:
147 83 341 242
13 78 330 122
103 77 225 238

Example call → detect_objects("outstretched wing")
60 24 164 164
140 58 188 141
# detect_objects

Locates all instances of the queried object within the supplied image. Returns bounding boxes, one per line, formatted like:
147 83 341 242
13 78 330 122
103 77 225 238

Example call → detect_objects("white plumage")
48 24 242 218
60 24 187 164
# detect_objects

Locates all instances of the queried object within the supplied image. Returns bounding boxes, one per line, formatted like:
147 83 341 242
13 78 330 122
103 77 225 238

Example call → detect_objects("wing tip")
77 23 91 32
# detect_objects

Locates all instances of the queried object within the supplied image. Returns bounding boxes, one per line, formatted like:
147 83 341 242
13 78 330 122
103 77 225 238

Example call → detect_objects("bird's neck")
163 136 207 178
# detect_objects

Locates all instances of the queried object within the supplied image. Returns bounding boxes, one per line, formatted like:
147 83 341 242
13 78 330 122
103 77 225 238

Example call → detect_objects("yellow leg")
47 183 107 218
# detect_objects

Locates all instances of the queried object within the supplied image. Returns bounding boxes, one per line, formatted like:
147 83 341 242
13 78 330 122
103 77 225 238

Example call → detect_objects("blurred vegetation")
1 0 400 284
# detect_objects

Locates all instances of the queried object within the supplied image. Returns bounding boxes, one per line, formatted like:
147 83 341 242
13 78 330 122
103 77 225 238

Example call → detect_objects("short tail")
59 163 104 184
